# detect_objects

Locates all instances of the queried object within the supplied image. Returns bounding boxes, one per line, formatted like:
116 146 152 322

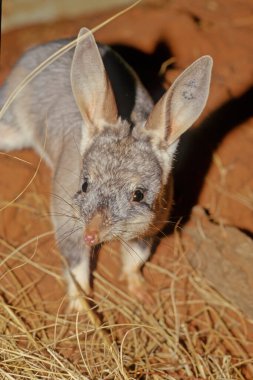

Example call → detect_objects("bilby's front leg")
52 199 91 310
64 243 91 311
120 237 153 300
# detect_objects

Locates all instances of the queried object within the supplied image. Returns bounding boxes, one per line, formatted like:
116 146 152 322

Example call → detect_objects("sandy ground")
0 0 253 378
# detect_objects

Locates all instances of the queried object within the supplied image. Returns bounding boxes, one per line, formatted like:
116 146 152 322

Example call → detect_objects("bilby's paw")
67 295 86 312
67 292 93 312
67 285 92 312
121 271 154 304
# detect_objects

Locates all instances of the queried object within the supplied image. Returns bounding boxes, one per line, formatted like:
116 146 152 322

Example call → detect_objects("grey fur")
0 28 212 308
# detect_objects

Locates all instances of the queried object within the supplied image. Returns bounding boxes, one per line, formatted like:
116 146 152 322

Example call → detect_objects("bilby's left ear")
145 56 213 145
71 28 118 131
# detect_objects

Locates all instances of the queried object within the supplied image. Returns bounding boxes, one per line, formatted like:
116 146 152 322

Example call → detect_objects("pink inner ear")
144 56 212 145
71 28 118 128
168 123 189 146
144 89 172 141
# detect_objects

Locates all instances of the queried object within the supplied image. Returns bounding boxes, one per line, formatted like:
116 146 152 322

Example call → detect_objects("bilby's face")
74 125 164 245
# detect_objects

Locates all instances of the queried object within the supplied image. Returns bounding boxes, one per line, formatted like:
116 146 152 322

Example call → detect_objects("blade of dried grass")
94 272 168 349
75 311 93 378
0 295 39 350
46 347 88 379
64 261 130 380
0 231 54 269
0 152 33 165
95 270 199 372
0 367 16 380
0 0 142 119
0 153 43 213
0 255 40 309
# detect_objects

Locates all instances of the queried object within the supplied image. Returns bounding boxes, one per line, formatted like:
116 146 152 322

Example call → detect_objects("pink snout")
84 231 98 246
84 213 103 246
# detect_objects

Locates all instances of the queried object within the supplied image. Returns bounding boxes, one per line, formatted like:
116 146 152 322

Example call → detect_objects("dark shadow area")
89 244 101 288
168 86 253 230
238 228 253 240
100 40 173 123
102 46 137 122
198 208 253 239
111 41 173 102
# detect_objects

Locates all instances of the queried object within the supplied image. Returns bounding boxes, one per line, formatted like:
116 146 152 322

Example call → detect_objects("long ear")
145 56 213 145
71 28 118 129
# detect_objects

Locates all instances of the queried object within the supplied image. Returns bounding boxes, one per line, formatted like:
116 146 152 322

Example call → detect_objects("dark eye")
82 179 89 193
132 189 144 202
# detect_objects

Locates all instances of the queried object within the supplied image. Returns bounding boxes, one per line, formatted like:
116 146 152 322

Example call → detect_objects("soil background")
0 0 253 378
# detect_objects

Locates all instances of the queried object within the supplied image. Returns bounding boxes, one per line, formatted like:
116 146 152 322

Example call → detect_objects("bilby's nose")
84 213 103 246
84 231 98 246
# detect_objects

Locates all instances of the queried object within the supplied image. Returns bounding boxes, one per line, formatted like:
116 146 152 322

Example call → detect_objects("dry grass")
1 190 253 379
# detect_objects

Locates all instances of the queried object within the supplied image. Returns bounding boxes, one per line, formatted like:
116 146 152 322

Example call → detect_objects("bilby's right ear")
71 28 118 130
145 55 213 145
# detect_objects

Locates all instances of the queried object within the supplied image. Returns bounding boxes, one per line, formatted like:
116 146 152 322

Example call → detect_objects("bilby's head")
71 28 212 246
